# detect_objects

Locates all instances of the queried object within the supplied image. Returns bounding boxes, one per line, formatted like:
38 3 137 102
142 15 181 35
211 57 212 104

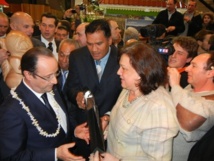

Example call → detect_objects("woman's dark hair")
120 42 167 95
21 47 54 75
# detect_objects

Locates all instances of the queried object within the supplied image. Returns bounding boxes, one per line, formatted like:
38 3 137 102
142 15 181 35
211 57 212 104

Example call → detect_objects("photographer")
63 5 83 34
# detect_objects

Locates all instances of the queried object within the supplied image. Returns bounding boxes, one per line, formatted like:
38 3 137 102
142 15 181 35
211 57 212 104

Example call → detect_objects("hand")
0 49 9 65
63 8 73 19
166 26 175 33
57 142 85 161
101 152 120 161
184 16 191 22
167 67 181 87
89 151 100 161
76 92 86 109
89 151 120 161
100 115 109 132
74 122 90 144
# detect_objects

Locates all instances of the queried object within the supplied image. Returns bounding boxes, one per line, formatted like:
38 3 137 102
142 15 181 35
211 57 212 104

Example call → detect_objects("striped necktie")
62 71 68 90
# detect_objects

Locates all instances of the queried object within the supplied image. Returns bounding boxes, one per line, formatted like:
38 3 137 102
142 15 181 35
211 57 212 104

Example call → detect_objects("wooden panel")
118 0 123 5
108 0 114 4
114 0 119 4
4 4 21 13
29 4 45 21
123 0 129 5
21 3 30 14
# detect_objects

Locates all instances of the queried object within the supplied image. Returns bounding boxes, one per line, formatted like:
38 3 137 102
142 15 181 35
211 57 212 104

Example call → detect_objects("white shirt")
23 79 67 133
41 35 58 60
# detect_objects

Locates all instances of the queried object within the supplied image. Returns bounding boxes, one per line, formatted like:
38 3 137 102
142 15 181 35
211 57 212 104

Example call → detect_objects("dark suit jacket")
153 9 185 36
57 71 77 131
188 125 214 161
0 81 72 161
31 37 46 47
34 35 60 52
185 12 203 37
65 45 122 127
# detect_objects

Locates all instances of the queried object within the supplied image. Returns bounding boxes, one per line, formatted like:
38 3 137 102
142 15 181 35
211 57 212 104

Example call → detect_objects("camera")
71 9 77 13
140 24 174 57
152 39 174 56
78 4 86 10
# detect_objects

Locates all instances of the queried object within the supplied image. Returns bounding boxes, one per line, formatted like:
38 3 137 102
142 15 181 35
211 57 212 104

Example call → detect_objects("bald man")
0 12 45 103
74 23 89 47
10 12 45 47
0 12 9 104
0 12 9 38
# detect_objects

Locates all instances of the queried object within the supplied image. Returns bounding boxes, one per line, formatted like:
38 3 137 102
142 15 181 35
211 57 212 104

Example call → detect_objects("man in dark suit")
180 0 202 37
57 39 80 92
34 13 60 59
152 0 185 36
65 19 122 159
0 47 88 161
0 48 9 104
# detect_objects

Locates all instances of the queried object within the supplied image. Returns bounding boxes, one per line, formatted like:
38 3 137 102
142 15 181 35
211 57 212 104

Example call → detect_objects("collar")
22 79 54 98
41 35 55 47
94 47 111 67
168 9 176 15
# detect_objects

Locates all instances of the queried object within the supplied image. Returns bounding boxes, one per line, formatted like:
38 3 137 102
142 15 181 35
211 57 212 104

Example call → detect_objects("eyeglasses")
33 71 60 82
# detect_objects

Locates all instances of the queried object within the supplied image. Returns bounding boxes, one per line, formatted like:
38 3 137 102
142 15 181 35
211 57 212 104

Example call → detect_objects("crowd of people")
0 0 213 160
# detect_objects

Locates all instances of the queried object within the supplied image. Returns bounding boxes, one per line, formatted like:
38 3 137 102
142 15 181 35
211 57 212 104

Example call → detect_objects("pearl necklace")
10 89 61 138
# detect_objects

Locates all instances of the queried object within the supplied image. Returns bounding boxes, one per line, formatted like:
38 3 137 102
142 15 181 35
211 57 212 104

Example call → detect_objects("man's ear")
10 23 16 30
206 68 214 80
186 57 192 64
23 71 33 80
197 40 202 46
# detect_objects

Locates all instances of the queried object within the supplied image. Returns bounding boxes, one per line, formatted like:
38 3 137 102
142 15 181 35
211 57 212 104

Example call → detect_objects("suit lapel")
16 82 58 124
52 86 71 134
83 48 100 84
100 46 119 84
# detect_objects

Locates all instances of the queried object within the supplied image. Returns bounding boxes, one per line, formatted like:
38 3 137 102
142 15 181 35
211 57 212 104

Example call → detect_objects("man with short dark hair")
35 13 60 59
153 0 185 36
55 25 69 41
0 47 88 161
65 19 122 159
195 29 214 54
